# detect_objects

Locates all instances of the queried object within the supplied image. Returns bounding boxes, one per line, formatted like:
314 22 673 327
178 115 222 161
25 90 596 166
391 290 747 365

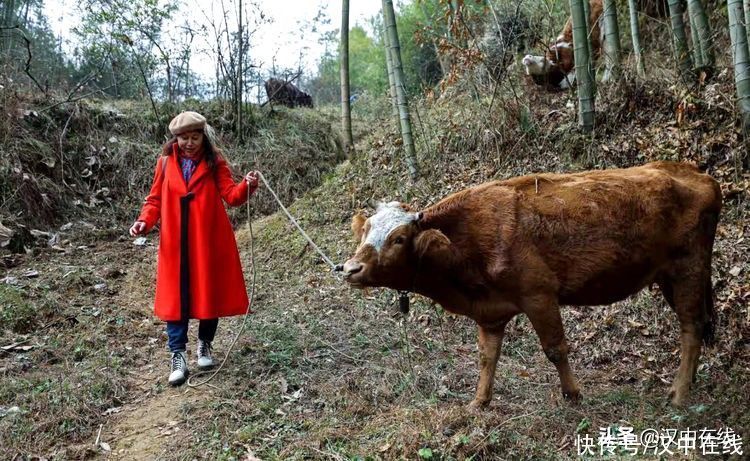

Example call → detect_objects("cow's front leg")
524 295 581 402
469 322 508 409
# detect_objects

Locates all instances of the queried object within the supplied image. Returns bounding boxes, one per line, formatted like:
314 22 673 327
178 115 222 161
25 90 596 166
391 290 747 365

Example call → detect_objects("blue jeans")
166 318 218 352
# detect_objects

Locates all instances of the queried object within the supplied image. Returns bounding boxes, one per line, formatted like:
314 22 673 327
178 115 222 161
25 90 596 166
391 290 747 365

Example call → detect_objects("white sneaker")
196 340 214 370
168 351 189 386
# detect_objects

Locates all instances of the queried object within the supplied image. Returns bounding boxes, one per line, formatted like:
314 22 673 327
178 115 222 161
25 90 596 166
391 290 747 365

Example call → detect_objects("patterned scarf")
179 156 200 183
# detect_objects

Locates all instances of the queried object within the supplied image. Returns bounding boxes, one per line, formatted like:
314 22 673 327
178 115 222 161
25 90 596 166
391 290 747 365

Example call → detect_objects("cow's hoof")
562 389 582 403
668 387 686 407
468 398 490 410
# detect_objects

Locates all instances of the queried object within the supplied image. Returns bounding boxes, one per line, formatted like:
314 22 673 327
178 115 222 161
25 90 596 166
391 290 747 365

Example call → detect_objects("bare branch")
2 25 47 94
40 82 121 112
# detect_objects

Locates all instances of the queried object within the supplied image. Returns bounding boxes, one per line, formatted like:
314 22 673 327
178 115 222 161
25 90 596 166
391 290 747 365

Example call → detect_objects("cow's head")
342 202 451 291
521 40 575 89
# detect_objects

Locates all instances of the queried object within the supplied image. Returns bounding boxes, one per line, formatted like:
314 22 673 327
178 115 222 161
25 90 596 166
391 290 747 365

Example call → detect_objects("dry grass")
1 49 748 460
162 68 749 459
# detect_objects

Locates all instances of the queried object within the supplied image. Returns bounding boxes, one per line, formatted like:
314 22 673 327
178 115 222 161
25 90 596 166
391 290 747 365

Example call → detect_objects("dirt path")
100 371 211 459
93 230 256 460
86 244 199 460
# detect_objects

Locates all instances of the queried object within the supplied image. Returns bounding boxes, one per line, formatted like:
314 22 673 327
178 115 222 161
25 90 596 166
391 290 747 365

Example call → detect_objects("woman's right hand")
245 171 259 188
129 221 147 237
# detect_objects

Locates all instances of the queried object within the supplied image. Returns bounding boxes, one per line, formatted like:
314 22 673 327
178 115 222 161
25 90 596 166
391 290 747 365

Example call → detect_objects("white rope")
187 170 339 387
256 171 338 270
187 184 258 387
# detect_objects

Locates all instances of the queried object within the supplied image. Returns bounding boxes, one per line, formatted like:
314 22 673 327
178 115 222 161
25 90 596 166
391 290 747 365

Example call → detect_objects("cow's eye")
394 236 405 245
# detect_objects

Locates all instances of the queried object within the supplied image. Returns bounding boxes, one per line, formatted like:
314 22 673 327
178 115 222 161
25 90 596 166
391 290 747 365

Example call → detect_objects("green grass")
0 285 34 333
2 60 749 460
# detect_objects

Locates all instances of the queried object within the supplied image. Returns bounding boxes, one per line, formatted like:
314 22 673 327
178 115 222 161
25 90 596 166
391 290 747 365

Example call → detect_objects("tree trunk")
582 0 594 69
340 0 354 156
418 2 445 79
728 0 750 164
383 0 419 179
602 0 622 81
687 0 714 70
627 0 645 77
381 16 400 129
570 0 595 132
2 0 16 58
237 0 243 143
744 0 750 51
667 0 696 86
21 0 30 29
688 4 704 68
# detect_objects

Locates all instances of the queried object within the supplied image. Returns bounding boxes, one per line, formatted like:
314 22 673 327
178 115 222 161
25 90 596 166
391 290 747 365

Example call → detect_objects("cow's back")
498 162 721 305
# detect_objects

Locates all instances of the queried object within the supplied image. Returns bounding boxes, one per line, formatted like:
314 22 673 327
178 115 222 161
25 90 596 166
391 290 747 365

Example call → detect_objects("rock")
133 237 147 246
103 267 125 278
0 406 21 418
0 221 13 248
48 233 60 247
30 229 50 239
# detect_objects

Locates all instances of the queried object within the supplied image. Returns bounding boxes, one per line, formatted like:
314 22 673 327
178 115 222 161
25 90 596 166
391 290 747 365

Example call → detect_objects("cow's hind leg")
524 296 581 402
470 321 509 408
658 271 714 407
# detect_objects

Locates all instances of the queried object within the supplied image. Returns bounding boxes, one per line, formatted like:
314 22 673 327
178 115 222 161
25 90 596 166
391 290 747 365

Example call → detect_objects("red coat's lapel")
188 159 211 190
167 152 188 195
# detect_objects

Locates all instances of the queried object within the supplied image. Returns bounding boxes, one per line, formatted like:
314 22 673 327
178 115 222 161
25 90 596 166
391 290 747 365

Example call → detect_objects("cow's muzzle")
342 260 364 285
343 260 362 275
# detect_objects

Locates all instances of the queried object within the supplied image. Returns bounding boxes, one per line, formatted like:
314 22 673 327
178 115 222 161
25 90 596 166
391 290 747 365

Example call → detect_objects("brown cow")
264 78 314 108
521 0 604 90
343 161 721 407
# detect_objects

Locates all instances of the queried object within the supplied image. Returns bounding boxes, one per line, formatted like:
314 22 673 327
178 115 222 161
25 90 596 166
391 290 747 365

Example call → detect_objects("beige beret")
168 111 207 135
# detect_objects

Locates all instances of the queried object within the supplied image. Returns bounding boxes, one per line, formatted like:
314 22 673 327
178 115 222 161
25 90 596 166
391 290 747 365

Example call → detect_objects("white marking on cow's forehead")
522 55 552 75
555 41 572 49
364 201 418 251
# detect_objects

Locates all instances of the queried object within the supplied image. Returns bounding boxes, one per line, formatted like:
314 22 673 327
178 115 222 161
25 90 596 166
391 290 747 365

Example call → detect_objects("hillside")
1 72 748 460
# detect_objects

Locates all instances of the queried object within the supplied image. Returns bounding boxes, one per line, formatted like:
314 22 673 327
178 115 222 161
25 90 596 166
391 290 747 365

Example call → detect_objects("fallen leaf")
0 406 21 417
627 320 645 329
102 407 122 416
1 342 33 352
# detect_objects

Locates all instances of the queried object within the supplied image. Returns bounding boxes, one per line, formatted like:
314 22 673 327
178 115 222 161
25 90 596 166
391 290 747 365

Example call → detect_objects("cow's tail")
700 206 720 348
702 277 716 347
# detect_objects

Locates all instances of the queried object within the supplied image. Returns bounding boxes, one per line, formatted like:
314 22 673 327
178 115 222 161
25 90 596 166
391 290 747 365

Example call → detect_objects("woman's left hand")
245 171 259 188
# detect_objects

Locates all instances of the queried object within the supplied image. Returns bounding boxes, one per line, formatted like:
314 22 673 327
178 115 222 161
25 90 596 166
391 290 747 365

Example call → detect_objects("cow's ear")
351 213 367 242
398 202 413 212
414 229 451 259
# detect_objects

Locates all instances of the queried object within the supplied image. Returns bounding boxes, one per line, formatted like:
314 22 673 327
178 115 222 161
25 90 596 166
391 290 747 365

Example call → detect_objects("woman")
129 111 259 386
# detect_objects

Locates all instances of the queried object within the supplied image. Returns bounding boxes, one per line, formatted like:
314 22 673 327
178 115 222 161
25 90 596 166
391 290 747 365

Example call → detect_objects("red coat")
138 145 256 321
